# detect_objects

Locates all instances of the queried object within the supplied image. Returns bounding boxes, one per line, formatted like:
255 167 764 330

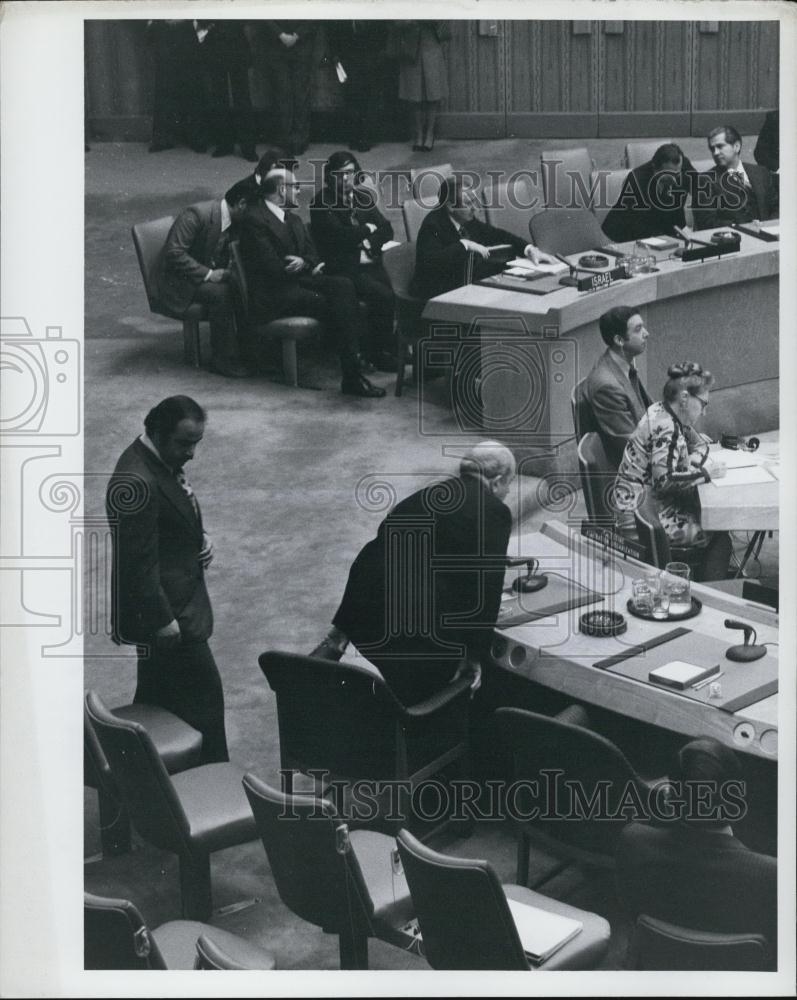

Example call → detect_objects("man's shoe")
209 358 251 378
341 373 386 398
309 637 345 661
212 144 234 158
367 350 399 373
240 145 258 162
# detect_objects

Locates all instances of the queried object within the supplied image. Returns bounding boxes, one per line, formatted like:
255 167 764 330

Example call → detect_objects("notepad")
637 236 679 251
760 224 780 238
506 257 568 275
649 659 720 690
506 898 583 964
710 465 775 487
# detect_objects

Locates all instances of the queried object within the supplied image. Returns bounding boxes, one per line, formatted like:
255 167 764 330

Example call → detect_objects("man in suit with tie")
693 124 777 230
157 179 252 377
239 167 385 397
583 306 652 468
106 396 228 764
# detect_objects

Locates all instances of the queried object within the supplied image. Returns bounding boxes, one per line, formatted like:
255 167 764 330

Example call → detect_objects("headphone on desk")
720 434 760 452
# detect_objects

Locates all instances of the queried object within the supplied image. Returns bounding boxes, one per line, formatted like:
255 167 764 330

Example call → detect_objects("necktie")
175 468 198 517
628 366 644 404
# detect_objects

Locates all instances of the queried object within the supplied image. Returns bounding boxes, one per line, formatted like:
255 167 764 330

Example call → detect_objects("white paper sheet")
710 465 776 487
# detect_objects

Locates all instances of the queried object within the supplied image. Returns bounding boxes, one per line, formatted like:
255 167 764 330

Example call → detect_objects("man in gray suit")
156 179 252 377
583 306 652 468
106 396 228 763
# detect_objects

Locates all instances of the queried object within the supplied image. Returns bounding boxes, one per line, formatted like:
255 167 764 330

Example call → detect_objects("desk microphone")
553 253 592 287
506 557 549 593
674 226 714 249
724 619 767 662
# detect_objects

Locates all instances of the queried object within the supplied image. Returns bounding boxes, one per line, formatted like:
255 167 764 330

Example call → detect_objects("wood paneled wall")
85 19 779 141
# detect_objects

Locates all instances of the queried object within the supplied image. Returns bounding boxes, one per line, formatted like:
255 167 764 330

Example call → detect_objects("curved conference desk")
422 226 779 473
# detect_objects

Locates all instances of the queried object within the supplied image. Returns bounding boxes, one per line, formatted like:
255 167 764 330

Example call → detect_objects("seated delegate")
613 362 731 582
602 143 697 243
411 175 545 300
693 124 777 229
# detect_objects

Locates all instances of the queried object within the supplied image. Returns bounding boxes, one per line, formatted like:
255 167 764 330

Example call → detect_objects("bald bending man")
311 442 516 704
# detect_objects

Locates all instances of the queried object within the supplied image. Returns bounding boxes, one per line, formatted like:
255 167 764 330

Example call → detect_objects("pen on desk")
692 670 723 691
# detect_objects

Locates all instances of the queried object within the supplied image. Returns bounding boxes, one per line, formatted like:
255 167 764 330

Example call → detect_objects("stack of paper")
505 257 568 276
506 898 583 964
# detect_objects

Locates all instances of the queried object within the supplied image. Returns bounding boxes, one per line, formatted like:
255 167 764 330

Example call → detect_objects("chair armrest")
401 676 472 719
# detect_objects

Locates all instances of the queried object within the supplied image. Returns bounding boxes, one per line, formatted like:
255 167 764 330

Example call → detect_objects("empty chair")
577 431 618 523
624 140 673 169
396 828 611 971
85 690 258 920
540 147 595 210
84 892 276 971
381 242 427 395
229 241 321 387
529 208 608 257
483 174 545 240
627 915 771 971
242 774 417 969
591 168 630 226
258 650 470 834
401 198 432 242
84 699 203 857
131 217 206 367
494 707 666 882
571 377 599 442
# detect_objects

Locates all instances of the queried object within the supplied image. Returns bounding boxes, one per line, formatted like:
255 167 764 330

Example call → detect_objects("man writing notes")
584 306 652 469
693 124 777 230
310 441 516 706
106 396 228 764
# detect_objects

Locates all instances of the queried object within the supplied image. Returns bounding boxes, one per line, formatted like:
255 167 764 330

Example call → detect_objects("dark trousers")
695 531 733 583
347 266 395 356
342 50 385 146
150 23 206 148
192 280 240 361
258 274 363 373
135 640 229 764
203 38 255 149
267 43 315 154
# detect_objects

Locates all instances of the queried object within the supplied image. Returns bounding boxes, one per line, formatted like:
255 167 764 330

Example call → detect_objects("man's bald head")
261 168 299 207
460 441 516 499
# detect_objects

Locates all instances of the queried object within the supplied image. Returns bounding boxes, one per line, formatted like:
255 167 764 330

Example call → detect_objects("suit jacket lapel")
604 350 647 416
134 440 202 535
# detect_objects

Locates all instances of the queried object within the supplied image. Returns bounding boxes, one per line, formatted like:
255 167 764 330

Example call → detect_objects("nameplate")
580 521 646 561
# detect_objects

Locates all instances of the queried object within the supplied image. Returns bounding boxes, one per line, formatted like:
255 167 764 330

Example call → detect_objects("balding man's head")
261 168 300 208
460 440 517 500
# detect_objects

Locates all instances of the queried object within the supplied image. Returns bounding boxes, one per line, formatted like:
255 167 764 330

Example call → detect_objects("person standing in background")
147 19 207 153
197 20 258 162
327 20 390 152
259 21 319 157
392 20 451 152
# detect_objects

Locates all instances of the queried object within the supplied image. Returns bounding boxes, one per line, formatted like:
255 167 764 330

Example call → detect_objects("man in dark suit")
693 124 777 230
239 167 385 397
310 441 516 705
602 144 697 243
616 738 776 965
412 175 544 300
197 20 257 161
584 306 652 468
147 19 207 153
310 151 397 371
106 396 228 764
259 21 319 156
156 179 252 378
326 20 390 151
754 109 779 173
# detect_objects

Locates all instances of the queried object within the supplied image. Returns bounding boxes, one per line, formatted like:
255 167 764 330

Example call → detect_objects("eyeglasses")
695 396 709 413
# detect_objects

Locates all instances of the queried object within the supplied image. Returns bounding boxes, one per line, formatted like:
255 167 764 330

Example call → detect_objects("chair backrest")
410 163 454 203
396 828 528 970
577 431 617 521
381 242 418 302
131 216 174 311
194 932 275 971
242 773 370 935
624 140 673 169
494 707 647 859
629 915 770 971
571 377 599 441
258 651 407 781
540 147 594 209
84 892 168 970
592 168 630 225
401 198 432 242
633 487 672 568
691 157 714 175
84 690 189 854
700 378 779 440
529 208 608 257
483 174 545 241
84 699 113 792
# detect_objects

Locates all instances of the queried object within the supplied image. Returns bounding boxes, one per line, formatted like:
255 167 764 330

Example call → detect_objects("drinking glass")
663 562 691 616
651 591 671 620
631 578 654 614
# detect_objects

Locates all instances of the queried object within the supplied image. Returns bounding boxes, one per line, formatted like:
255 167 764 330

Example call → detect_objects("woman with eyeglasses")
614 362 732 581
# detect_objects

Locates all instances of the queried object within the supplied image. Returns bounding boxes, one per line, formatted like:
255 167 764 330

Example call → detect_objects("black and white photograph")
0 1 795 994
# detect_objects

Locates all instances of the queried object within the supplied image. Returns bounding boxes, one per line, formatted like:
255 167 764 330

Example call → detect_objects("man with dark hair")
693 124 777 229
602 143 697 243
239 167 386 397
156 180 252 377
616 737 776 964
583 306 652 468
411 175 543 299
310 441 516 705
106 396 228 764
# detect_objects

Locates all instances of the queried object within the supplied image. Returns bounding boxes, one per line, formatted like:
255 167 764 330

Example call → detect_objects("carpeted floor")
82 134 774 972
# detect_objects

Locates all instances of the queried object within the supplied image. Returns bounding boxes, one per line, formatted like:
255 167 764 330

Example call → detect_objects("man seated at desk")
583 306 652 469
616 737 777 967
411 176 544 300
602 143 697 243
693 124 777 230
